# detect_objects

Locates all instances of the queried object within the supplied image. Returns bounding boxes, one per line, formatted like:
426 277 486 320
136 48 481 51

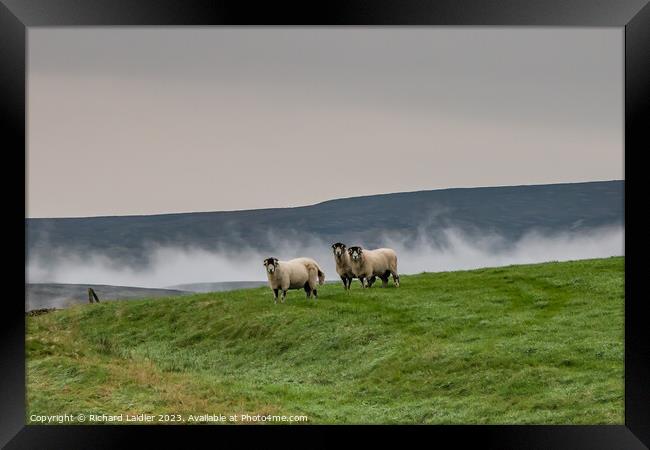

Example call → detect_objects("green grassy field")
26 257 624 424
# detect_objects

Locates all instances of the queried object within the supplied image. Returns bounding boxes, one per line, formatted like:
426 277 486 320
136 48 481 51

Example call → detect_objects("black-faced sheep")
347 246 400 288
263 257 325 303
331 242 372 289
331 242 360 290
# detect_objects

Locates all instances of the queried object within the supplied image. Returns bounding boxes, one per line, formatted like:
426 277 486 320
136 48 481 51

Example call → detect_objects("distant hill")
168 280 345 293
26 283 191 311
167 281 267 293
26 181 623 266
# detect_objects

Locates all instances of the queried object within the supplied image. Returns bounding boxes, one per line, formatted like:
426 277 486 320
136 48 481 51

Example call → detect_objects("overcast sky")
27 28 623 218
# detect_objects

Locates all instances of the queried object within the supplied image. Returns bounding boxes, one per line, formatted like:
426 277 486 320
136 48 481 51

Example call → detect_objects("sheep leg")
281 290 287 303
367 276 377 288
273 288 279 304
340 275 348 290
392 272 400 287
381 272 389 288
308 278 318 300
304 283 311 298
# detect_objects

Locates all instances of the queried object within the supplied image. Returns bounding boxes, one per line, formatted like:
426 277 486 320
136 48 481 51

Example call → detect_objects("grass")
26 257 624 424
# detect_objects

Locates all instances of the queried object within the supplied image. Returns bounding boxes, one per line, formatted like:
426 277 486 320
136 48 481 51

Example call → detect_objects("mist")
27 225 623 289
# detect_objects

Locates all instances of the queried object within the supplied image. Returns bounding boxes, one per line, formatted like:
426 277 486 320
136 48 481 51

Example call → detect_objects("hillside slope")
27 257 624 424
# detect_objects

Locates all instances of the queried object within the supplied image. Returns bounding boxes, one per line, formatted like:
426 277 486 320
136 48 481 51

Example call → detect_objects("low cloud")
26 225 623 289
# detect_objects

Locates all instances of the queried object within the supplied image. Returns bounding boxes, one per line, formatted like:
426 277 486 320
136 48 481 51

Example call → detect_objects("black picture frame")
2 1 649 448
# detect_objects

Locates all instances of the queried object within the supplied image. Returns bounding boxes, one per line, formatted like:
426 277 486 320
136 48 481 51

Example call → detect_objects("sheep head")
263 257 279 274
347 246 363 262
331 242 347 257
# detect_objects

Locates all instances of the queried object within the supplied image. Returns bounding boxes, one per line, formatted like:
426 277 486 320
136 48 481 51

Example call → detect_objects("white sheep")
347 246 400 288
263 257 325 303
331 242 364 290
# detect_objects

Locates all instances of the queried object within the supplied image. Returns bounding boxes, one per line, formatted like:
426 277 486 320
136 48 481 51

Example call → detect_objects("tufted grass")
26 257 623 424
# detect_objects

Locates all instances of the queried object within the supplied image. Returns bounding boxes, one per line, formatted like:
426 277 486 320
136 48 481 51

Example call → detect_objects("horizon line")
26 178 624 220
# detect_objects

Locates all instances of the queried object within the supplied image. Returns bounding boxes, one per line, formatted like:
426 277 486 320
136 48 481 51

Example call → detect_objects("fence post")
88 288 100 303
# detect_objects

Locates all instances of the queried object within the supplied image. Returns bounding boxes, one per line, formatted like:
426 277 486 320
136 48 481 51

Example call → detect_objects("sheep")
347 246 400 288
263 257 325 303
331 243 351 289
331 242 358 290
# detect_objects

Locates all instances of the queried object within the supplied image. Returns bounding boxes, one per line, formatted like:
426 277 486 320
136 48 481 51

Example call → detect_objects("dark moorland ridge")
26 181 623 266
